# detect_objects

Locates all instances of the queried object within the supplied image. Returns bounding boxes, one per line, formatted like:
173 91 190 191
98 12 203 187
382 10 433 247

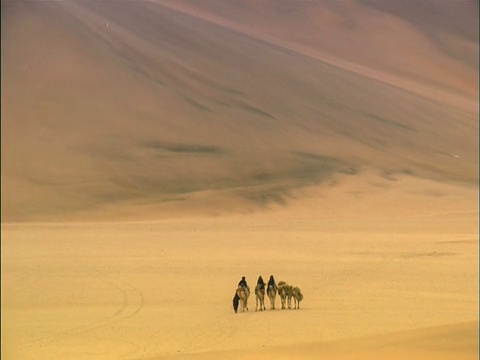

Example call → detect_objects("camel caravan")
233 275 303 314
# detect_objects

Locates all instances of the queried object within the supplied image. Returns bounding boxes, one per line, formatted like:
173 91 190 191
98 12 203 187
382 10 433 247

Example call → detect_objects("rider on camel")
257 275 266 291
238 276 250 292
267 275 277 291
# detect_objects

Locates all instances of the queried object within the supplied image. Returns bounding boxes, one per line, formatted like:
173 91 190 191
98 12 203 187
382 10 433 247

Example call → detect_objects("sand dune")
1 1 478 359
2 0 478 221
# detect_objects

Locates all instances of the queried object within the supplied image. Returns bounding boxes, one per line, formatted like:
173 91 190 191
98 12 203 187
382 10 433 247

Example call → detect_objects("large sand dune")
1 0 478 359
2 0 477 221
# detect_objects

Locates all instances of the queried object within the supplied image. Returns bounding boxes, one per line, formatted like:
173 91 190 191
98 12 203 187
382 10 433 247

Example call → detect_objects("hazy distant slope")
162 0 478 100
1 0 478 221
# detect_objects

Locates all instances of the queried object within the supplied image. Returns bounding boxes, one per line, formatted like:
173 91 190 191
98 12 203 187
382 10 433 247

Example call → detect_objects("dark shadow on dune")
142 141 227 155
94 149 358 209
237 102 276 120
363 113 417 132
184 96 213 112
233 152 357 206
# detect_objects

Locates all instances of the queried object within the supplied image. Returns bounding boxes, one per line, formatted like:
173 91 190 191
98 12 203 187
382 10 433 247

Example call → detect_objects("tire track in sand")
13 259 145 359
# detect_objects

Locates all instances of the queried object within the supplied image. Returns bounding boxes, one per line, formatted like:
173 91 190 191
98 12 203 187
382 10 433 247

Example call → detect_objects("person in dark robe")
238 276 248 289
257 275 266 290
232 293 240 313
267 275 276 290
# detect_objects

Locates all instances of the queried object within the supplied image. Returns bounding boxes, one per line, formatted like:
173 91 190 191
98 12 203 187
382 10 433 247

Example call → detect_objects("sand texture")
2 204 478 359
1 0 478 359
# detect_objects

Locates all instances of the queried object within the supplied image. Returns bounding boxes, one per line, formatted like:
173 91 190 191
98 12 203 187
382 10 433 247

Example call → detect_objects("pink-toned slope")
1 0 478 222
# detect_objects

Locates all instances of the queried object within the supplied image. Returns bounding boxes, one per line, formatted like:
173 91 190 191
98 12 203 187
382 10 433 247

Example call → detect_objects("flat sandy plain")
1 0 478 359
2 175 478 359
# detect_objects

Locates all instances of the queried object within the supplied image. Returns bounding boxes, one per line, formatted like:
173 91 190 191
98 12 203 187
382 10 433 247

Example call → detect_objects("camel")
267 284 277 310
292 286 303 309
286 285 293 309
236 286 250 312
277 281 287 309
277 281 293 309
255 283 266 311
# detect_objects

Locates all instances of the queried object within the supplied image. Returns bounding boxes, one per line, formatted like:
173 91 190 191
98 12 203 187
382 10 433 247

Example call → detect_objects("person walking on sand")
232 293 240 313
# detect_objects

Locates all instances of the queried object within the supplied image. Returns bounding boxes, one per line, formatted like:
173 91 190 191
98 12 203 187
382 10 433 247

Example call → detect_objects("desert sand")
2 175 478 359
1 0 478 359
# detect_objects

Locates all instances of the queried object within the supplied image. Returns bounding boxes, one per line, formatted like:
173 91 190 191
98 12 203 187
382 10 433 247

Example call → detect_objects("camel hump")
292 286 303 301
277 281 288 287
